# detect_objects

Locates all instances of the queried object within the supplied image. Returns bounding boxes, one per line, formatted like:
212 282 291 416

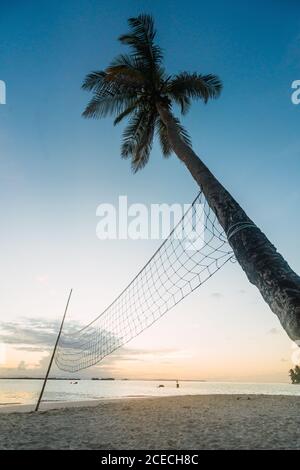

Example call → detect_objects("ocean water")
1 379 300 406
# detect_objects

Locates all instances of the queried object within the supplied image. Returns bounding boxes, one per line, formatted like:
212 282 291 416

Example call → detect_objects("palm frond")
128 14 156 43
82 69 142 119
81 71 106 91
172 94 191 115
113 101 139 125
107 54 144 72
82 70 141 99
82 92 137 119
173 117 192 148
106 54 147 83
131 112 156 172
121 109 147 159
168 72 222 105
121 107 156 172
119 14 163 68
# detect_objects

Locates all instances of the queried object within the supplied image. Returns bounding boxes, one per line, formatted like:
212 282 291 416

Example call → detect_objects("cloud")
0 316 184 378
110 347 177 358
268 328 279 335
0 317 80 351
0 353 52 378
35 275 49 285
90 347 183 371
210 292 223 300
0 318 180 362
17 361 28 371
15 346 49 352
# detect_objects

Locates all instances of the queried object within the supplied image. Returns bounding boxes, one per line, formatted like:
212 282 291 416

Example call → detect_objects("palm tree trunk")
157 103 300 341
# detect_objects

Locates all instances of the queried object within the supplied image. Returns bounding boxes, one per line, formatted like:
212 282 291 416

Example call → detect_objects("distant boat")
158 384 165 388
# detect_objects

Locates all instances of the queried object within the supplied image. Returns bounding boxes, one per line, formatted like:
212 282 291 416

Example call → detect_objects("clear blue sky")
0 0 299 381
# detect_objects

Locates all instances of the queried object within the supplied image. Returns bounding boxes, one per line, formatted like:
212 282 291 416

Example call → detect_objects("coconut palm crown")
82 14 222 172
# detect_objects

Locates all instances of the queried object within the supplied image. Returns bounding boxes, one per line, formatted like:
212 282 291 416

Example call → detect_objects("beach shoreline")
1 394 300 449
0 395 150 414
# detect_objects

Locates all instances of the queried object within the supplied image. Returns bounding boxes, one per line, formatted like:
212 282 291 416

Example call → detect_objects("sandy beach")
1 394 300 450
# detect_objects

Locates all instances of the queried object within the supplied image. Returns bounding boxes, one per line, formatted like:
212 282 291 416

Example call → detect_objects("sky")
0 0 299 382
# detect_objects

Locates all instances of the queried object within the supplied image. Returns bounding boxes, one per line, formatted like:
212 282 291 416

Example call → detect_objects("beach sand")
1 394 300 449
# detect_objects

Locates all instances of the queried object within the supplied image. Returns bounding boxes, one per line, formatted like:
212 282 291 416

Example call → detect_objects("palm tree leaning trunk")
157 103 300 341
82 14 300 342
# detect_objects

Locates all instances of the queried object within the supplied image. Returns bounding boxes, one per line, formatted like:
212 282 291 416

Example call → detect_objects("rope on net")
55 191 234 372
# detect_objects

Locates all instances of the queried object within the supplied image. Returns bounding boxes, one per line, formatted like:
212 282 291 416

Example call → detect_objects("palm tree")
289 368 296 384
289 365 300 384
82 14 300 341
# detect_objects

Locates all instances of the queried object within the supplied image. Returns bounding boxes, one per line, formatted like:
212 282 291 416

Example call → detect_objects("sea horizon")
1 378 300 408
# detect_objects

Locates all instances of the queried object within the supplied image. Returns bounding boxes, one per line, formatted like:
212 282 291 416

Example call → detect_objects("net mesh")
55 191 234 372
